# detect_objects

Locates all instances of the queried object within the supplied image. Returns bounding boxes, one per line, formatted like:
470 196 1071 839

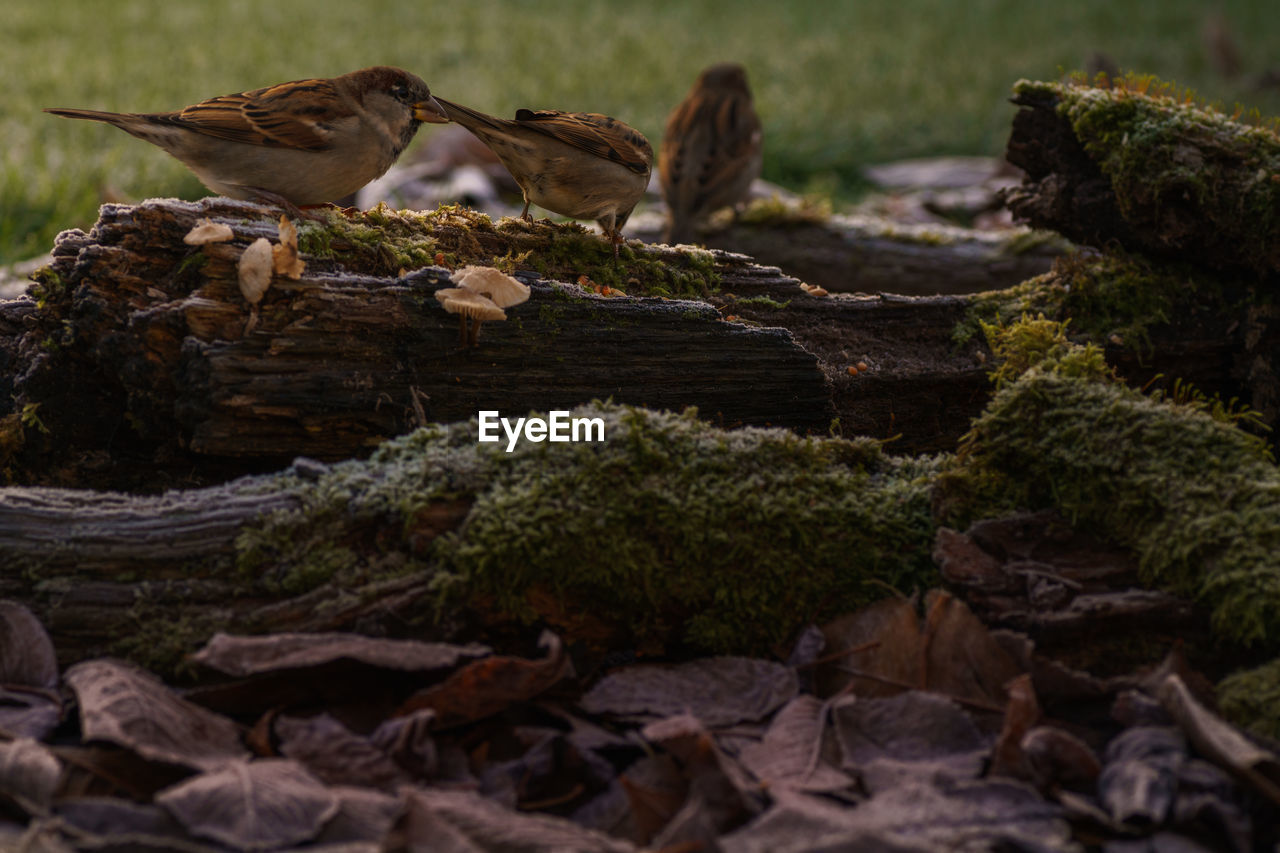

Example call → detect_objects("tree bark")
630 215 1066 297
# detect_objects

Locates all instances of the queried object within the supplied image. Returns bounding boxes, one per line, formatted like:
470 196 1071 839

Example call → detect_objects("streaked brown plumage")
46 66 448 207
660 63 762 245
434 95 652 256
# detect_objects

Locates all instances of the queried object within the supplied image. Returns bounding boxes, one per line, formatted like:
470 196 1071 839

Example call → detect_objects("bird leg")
248 187 328 222
520 198 533 222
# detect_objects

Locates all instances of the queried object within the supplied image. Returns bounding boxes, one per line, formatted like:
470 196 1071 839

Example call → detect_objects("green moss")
957 250 1236 353
998 229 1072 257
941 324 1280 647
981 314 1111 389
1218 659 1280 740
290 203 719 300
27 266 64 310
733 295 792 310
237 403 941 654
738 195 832 227
1014 76 1280 276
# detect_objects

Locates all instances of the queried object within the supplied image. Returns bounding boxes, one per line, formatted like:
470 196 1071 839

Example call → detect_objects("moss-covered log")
2 198 836 489
632 208 1068 297
1003 77 1280 278
0 403 941 673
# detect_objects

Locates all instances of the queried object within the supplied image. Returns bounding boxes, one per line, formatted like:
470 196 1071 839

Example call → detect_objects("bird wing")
514 109 653 176
166 78 345 151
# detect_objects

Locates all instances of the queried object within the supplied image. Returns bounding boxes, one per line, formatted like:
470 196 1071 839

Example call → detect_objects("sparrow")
433 95 652 256
660 63 763 245
46 66 449 208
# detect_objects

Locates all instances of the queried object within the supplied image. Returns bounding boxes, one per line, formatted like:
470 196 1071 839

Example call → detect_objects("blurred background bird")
434 96 653 256
659 63 762 245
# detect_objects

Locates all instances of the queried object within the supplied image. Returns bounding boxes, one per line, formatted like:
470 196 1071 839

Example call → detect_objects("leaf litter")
0 509 1277 849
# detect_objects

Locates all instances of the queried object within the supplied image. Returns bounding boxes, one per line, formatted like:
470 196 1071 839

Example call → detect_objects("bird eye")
392 84 410 100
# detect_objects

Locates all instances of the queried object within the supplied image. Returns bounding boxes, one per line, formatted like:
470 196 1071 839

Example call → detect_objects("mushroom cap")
435 287 507 322
450 266 530 308
237 238 274 305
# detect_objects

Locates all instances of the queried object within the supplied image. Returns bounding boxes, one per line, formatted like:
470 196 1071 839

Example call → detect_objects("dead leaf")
922 590 1023 710
65 659 248 772
275 712 408 792
156 759 338 850
396 630 570 728
192 631 490 678
0 685 61 741
816 597 921 698
400 787 636 852
272 215 305 279
370 708 438 781
313 785 403 847
182 219 234 246
1097 725 1187 828
1020 726 1101 794
739 695 852 793
0 738 60 815
989 673 1041 780
639 718 762 848
237 237 273 305
580 657 797 727
618 755 688 844
1158 673 1280 807
0 600 58 689
831 691 989 794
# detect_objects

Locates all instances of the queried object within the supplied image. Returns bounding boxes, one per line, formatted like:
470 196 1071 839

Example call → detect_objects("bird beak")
414 95 449 124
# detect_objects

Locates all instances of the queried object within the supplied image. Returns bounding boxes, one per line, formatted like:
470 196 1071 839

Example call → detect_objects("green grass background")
3 0 1278 264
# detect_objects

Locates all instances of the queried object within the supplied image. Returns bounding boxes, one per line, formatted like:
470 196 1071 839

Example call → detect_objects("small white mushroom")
183 219 234 246
435 287 507 347
451 266 530 309
272 215 306 280
237 238 273 305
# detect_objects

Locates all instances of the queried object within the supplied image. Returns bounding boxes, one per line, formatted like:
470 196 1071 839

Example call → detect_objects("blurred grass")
3 0 1279 263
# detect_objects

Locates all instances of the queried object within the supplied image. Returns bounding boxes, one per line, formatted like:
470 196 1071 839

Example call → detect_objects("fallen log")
0 403 941 673
630 210 1068 297
2 198 835 488
1002 77 1280 279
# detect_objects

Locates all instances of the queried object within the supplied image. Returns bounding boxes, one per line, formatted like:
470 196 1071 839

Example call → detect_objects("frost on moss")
238 403 941 654
1013 76 1280 276
941 318 1280 648
956 250 1234 352
1218 659 1280 740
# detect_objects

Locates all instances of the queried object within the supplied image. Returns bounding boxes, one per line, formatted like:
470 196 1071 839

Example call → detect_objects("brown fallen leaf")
396 630 571 728
580 657 797 727
0 738 60 816
156 759 338 850
0 600 58 690
274 712 408 792
64 659 248 772
1158 673 1280 807
739 695 853 794
988 673 1041 780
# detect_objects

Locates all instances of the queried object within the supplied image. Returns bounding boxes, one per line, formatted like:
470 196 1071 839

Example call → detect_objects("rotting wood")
1 198 835 488
632 214 1067 297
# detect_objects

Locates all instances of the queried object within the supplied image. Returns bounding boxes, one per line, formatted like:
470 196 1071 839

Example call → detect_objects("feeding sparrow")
660 63 762 245
46 66 449 209
433 96 652 256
